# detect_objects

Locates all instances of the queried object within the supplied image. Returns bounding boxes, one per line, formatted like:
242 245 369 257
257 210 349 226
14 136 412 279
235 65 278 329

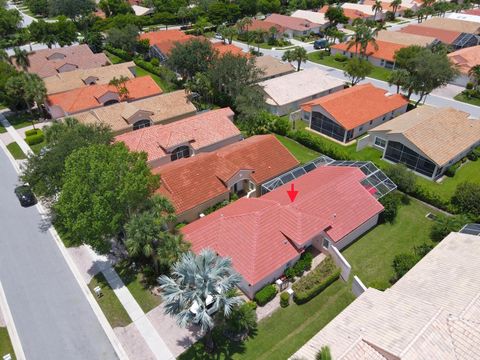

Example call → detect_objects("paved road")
6 1 37 27
0 149 118 360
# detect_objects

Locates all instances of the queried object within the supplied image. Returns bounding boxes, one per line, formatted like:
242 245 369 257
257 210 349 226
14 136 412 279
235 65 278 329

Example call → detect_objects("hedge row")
25 130 44 146
292 256 340 304
284 251 313 279
254 284 277 306
134 58 177 84
104 45 133 61
286 129 350 160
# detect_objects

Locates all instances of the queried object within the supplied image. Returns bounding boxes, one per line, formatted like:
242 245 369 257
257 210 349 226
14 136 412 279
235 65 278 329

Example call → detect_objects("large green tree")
106 24 139 52
49 0 94 19
4 73 45 113
168 38 214 80
344 57 373 85
282 47 308 71
451 182 480 219
0 7 22 38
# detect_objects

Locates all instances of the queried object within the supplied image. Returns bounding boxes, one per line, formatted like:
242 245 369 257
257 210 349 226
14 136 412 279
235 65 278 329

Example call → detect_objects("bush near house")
254 284 277 306
104 45 133 61
379 192 402 223
280 292 290 307
25 128 39 137
287 130 349 160
25 129 45 146
284 251 313 280
293 256 340 304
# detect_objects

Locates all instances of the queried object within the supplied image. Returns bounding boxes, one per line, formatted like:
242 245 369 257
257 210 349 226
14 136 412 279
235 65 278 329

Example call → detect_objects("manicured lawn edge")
6 142 26 160
454 93 480 107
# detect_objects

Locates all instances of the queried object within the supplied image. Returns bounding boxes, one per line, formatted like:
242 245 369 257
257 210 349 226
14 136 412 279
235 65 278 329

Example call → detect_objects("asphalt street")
0 148 118 360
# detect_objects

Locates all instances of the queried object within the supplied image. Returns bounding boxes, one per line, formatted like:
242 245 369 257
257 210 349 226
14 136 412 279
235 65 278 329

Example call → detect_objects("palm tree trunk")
297 59 301 71
204 328 215 352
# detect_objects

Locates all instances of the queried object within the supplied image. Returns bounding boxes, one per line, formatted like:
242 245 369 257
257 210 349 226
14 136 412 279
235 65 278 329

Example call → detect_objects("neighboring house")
212 42 246 57
73 90 196 135
18 44 110 78
182 165 384 298
448 45 480 86
254 55 295 81
362 0 420 15
139 30 193 61
43 61 137 95
330 40 405 69
259 68 345 116
290 10 330 30
153 135 300 223
46 76 162 119
342 3 384 21
375 30 437 47
301 84 408 143
465 8 480 16
291 231 480 360
399 25 471 48
417 17 480 35
362 106 480 180
245 19 286 39
446 12 480 23
131 5 154 16
264 13 322 38
115 107 242 168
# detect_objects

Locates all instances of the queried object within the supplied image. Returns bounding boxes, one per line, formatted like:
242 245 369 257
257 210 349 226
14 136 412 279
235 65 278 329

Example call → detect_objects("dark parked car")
313 39 328 49
14 185 37 207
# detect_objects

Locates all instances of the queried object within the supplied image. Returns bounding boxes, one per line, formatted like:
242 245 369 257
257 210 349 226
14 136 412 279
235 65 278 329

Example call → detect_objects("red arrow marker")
287 183 298 202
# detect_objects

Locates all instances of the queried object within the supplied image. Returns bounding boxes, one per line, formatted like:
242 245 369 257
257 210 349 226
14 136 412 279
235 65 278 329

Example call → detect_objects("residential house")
330 40 406 69
43 61 137 95
263 14 322 38
342 3 384 21
448 45 480 86
417 17 480 35
399 25 470 48
245 19 286 39
301 84 408 143
212 42 246 57
361 106 480 179
139 30 193 61
46 76 162 119
131 5 154 16
182 165 384 298
362 0 420 16
18 44 110 78
290 10 330 30
255 55 295 81
73 90 196 135
447 12 480 23
259 68 345 116
375 30 437 47
115 108 242 168
153 135 300 223
291 231 480 360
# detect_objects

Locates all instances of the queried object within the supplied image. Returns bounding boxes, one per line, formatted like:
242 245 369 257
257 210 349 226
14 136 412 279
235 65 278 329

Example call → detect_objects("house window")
171 146 190 161
359 126 363 132
303 112 310 120
322 238 330 249
374 136 386 149
382 116 386 121
133 119 151 130
380 59 385 66
369 120 373 125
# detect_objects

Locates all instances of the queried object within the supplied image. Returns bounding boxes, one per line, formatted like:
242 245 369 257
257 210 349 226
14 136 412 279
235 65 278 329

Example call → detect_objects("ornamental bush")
254 284 277 306
392 253 418 282
25 128 39 137
104 45 133 61
280 292 290 307
334 53 348 62
25 131 45 146
286 130 349 160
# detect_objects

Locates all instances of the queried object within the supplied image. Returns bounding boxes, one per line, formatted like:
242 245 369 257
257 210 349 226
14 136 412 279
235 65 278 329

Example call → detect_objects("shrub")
451 182 480 218
292 256 340 304
379 192 401 223
384 164 416 194
334 53 348 62
254 284 277 306
400 193 410 205
272 116 290 136
280 292 290 307
287 130 349 160
104 45 133 61
403 9 414 17
466 82 474 90
392 253 418 281
414 243 434 258
151 58 160 67
445 162 460 177
25 129 39 137
284 267 296 280
286 251 314 279
134 58 178 85
25 132 45 146
385 10 395 21
316 346 332 360
430 214 467 242
467 150 478 161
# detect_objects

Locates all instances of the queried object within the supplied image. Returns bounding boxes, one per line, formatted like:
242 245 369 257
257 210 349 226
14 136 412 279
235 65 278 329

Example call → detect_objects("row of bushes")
104 45 133 61
284 252 313 280
286 129 350 161
445 149 480 177
292 256 340 304
203 194 239 215
134 58 178 85
391 243 434 283
25 129 44 146
254 284 277 306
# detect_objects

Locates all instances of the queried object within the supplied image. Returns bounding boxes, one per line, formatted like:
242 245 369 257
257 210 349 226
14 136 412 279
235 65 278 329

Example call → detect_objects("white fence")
352 275 367 297
330 245 351 281
356 134 371 151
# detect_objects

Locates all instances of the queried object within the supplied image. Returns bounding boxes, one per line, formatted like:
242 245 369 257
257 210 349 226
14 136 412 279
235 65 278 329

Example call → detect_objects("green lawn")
307 51 392 82
105 51 125 65
454 92 480 107
275 135 319 164
6 142 26 160
135 66 176 93
29 139 47 155
88 273 131 328
0 327 15 360
115 266 162 313
343 198 438 289
3 112 37 130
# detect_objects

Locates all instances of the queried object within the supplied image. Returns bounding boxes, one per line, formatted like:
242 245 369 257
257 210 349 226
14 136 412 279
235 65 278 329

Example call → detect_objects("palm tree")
193 16 211 35
236 16 253 34
316 346 332 360
254 30 267 52
268 26 279 44
14 47 30 71
292 47 308 71
223 302 257 340
24 73 46 128
159 249 243 351
388 69 409 94
468 64 480 91
390 0 402 19
372 0 383 21
109 75 130 100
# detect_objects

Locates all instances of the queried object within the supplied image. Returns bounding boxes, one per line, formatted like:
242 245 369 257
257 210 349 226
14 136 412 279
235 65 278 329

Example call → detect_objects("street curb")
0 281 26 360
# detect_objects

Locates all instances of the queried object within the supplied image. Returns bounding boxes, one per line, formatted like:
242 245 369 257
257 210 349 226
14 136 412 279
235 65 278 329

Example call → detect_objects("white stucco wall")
333 214 380 251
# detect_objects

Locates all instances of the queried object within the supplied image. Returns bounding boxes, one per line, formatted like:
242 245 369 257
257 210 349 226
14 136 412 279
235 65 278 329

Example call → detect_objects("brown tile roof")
115 108 240 163
254 55 295 80
331 40 406 62
376 30 437 47
418 17 480 34
448 45 480 75
73 90 197 134
44 61 136 95
139 30 194 56
370 106 480 166
301 84 408 130
21 44 110 78
265 13 321 31
153 135 299 214
400 24 461 44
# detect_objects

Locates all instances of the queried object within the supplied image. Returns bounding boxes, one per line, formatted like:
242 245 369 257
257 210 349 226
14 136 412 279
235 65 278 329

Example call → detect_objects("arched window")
104 99 120 106
171 146 190 161
133 119 151 131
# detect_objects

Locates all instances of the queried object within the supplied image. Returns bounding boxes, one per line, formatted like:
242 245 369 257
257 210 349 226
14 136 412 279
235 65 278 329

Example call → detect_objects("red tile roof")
331 40 405 62
399 25 461 44
115 108 240 163
465 9 480 16
182 166 384 285
47 76 161 115
301 84 408 130
153 135 299 214
212 42 247 57
246 19 286 33
343 8 371 20
139 30 194 56
448 45 480 75
265 13 321 31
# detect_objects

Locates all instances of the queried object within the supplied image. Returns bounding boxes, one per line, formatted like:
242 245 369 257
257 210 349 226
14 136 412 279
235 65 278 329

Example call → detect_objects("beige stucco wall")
333 214 380 251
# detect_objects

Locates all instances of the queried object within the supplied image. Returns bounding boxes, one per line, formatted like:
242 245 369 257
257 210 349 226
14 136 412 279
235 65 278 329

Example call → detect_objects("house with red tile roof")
330 40 406 68
300 84 408 143
46 76 162 119
448 45 480 86
212 42 247 57
182 165 384 298
246 19 287 39
115 108 242 168
139 29 194 61
153 135 299 223
263 13 322 38
18 44 110 79
399 25 462 45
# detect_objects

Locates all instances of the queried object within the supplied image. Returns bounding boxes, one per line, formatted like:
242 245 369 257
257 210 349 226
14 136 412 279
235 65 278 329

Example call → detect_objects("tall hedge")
254 284 277 306
286 130 350 160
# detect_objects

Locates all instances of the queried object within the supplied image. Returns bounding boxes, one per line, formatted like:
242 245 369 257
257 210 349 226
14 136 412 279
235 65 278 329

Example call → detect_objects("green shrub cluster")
379 192 401 223
334 53 348 62
284 252 313 280
391 243 433 282
105 45 133 61
254 284 277 306
203 193 239 215
292 256 340 304
25 129 44 146
286 130 349 160
280 292 290 307
445 162 460 177
134 58 177 85
467 147 480 161
25 128 39 137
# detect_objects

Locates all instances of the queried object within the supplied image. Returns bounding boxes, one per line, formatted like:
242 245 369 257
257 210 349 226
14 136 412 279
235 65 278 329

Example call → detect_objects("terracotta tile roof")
47 76 161 116
73 90 196 134
301 84 408 130
418 17 480 34
44 61 136 95
465 9 480 16
20 44 110 78
265 13 321 31
246 19 286 34
448 45 480 75
341 3 376 16
342 8 371 20
182 166 383 285
370 106 480 166
212 42 246 57
331 40 405 62
254 55 295 80
139 30 193 56
153 135 299 214
115 108 240 163
376 30 436 46
400 25 461 44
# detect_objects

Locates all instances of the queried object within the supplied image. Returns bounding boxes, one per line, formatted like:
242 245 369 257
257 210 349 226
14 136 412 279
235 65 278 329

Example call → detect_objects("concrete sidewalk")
0 112 32 156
